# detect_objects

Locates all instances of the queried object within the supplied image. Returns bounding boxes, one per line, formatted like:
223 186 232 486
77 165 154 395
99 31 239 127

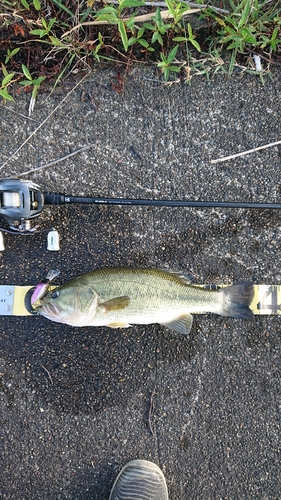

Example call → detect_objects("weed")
204 0 281 74
173 21 201 52
143 7 172 46
157 44 181 80
0 0 280 104
0 64 16 102
19 64 46 114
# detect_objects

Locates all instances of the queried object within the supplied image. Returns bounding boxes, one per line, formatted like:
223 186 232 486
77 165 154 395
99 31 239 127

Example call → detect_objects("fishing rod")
0 178 280 251
45 193 281 210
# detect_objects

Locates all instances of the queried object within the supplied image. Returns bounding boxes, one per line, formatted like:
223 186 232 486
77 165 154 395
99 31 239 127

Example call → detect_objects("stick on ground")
211 139 281 164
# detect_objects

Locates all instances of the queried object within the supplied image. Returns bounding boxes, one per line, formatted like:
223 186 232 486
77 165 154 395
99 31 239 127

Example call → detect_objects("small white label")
47 230 60 251
253 54 262 72
0 231 5 251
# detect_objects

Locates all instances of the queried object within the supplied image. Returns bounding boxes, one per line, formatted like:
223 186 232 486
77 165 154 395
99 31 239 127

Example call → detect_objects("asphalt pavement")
1 65 281 499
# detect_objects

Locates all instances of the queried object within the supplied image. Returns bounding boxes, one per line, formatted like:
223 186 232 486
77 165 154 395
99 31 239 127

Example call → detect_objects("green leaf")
238 0 250 28
118 19 128 52
0 89 14 101
271 27 279 40
52 0 73 16
2 73 14 86
138 38 150 48
226 40 243 50
22 64 32 80
187 22 193 37
119 0 145 7
92 51 100 62
244 34 257 44
151 31 159 44
20 0 30 9
190 39 201 52
95 6 118 16
166 44 178 64
19 79 32 86
1 64 8 77
155 8 162 27
128 37 137 46
143 23 155 31
48 36 63 46
33 0 41 10
48 18 57 30
165 0 175 12
32 76 46 85
10 48 20 57
271 39 281 50
158 61 166 69
223 17 238 30
126 16 136 30
30 29 47 37
152 31 163 45
95 13 118 23
163 67 170 80
169 65 181 72
173 36 188 42
228 48 237 75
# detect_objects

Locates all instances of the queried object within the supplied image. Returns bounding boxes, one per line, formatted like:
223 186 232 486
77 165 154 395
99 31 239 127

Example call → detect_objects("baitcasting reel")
0 179 59 251
1 177 281 252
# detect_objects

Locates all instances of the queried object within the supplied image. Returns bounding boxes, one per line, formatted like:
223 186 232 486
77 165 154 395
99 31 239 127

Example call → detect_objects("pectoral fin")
98 296 130 313
160 313 193 335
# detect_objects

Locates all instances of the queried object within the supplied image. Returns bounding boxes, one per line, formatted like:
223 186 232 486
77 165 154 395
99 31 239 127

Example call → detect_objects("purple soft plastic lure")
31 269 60 305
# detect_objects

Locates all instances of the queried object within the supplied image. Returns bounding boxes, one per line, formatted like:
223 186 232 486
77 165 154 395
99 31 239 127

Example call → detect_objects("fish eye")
51 290 60 299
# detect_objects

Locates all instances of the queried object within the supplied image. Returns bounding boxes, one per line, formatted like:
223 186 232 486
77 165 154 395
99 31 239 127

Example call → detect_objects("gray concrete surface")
1 66 281 499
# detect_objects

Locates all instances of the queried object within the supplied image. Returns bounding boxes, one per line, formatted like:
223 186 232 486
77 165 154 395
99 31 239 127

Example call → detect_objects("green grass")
0 0 280 105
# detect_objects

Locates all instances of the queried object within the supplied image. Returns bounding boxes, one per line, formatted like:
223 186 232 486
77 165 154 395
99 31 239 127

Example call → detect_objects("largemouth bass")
35 267 254 334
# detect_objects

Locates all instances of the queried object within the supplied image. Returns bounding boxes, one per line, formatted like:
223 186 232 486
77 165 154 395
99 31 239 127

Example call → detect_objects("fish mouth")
36 300 62 321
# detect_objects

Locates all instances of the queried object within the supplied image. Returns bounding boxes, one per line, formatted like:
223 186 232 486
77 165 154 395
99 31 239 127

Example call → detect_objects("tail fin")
220 282 254 320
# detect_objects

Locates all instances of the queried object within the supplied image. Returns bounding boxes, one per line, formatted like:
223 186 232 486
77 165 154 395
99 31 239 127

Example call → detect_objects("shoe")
109 459 169 500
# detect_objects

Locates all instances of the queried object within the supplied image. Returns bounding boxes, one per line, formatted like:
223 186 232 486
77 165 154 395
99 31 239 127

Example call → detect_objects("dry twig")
106 0 229 13
62 8 201 38
41 365 53 385
17 143 96 176
148 386 156 435
211 140 281 164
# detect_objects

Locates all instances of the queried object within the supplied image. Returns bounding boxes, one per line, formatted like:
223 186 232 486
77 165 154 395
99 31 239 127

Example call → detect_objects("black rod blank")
44 193 281 210
43 192 281 210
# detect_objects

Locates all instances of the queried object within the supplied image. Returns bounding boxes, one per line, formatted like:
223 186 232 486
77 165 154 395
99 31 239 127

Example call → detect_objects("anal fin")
107 322 131 328
160 313 193 335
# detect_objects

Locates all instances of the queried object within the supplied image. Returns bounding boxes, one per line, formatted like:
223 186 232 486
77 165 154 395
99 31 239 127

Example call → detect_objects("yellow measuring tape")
0 284 280 317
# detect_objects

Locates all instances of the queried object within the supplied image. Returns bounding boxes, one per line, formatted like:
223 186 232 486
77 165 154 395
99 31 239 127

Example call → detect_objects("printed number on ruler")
252 285 281 315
